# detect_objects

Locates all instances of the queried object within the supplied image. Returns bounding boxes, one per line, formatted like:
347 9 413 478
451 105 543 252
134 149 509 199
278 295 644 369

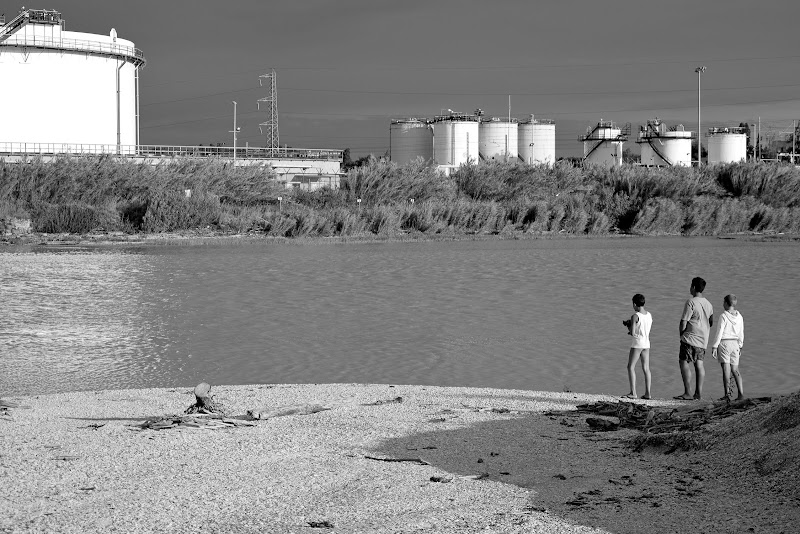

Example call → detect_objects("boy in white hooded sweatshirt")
711 294 745 401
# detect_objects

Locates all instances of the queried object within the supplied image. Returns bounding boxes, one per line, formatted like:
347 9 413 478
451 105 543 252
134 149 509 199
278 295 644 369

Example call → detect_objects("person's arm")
739 316 745 348
709 314 714 328
628 313 638 336
679 301 692 338
711 314 726 349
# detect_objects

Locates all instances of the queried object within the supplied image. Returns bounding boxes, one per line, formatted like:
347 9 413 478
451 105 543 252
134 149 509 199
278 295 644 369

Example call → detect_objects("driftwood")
363 396 403 406
133 413 258 431
364 455 430 465
575 397 771 435
247 404 332 420
573 397 772 452
133 383 333 430
184 382 226 415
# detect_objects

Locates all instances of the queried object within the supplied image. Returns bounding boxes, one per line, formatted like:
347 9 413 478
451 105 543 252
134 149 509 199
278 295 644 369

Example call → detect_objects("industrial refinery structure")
579 120 630 167
1 8 789 185
707 127 748 164
0 8 144 150
0 8 342 188
636 118 694 167
389 111 557 168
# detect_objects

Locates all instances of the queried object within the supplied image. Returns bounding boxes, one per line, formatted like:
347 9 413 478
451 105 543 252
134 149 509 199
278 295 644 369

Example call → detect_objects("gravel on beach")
1 384 797 534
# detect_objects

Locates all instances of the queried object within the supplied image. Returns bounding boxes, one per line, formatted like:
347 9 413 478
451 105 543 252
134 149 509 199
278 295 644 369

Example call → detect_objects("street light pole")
695 66 706 166
230 101 240 166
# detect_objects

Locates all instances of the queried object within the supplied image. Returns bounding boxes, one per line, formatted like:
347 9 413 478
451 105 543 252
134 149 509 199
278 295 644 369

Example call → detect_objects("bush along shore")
1 156 799 240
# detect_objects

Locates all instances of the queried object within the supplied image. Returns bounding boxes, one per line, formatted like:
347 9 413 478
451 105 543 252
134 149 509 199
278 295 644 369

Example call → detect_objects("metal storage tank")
707 127 747 164
637 119 693 166
579 120 628 167
0 9 145 153
389 119 433 165
479 117 518 161
518 115 556 165
432 112 479 167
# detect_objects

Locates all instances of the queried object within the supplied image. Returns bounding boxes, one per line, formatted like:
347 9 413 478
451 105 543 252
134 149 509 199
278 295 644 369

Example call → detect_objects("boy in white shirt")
622 293 653 400
711 294 745 401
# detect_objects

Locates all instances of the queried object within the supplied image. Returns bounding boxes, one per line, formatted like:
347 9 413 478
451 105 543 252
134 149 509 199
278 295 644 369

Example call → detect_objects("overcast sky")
23 0 800 156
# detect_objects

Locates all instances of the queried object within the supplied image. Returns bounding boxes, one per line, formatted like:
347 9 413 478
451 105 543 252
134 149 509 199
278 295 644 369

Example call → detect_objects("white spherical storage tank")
0 9 145 153
389 119 433 165
707 129 747 164
518 117 556 165
432 114 479 167
478 118 518 161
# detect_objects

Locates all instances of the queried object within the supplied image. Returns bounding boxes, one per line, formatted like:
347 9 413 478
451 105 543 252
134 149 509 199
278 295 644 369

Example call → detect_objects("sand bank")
1 384 797 533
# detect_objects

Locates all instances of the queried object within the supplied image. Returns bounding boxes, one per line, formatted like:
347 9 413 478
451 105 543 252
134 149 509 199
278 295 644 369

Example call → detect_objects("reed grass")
2 156 799 237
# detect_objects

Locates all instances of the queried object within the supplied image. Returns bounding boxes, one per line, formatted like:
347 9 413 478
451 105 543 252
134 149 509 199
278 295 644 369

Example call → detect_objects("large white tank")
580 120 626 167
479 117 518 161
390 119 433 165
518 116 556 165
707 128 747 164
432 113 479 166
0 9 145 153
637 120 693 166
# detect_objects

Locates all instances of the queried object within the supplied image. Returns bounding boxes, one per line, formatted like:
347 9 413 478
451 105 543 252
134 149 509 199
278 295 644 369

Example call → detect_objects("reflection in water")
1 237 798 397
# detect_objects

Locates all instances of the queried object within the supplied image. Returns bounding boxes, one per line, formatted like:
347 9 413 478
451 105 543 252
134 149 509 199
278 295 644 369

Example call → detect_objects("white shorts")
717 339 741 365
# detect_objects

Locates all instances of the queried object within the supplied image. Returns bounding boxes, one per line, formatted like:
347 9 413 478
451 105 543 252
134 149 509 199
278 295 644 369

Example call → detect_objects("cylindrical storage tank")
584 141 624 166
640 131 693 166
708 131 747 164
519 118 556 164
479 118 518 161
390 119 433 165
0 11 145 153
432 115 479 166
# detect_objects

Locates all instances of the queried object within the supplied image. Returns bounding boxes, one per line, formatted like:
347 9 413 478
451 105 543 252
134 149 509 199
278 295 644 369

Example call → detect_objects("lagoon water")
1 237 798 398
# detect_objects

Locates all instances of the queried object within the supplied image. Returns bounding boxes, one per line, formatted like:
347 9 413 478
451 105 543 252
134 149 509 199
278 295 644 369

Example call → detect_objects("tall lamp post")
230 101 240 165
695 66 706 166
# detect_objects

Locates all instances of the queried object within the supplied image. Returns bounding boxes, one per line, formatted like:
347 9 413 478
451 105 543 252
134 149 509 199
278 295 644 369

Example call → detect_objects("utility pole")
695 66 706 166
758 117 761 160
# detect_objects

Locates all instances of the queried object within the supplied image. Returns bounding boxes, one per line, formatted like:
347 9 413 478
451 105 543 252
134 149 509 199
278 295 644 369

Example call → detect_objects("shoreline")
2 228 797 249
2 383 797 533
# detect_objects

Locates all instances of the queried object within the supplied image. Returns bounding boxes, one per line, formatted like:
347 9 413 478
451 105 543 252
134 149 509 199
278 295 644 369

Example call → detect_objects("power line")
139 55 800 89
140 82 800 107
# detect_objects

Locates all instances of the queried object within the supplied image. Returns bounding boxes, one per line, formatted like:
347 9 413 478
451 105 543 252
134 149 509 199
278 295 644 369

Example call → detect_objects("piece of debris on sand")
132 383 332 430
247 404 332 420
565 397 773 452
184 382 226 415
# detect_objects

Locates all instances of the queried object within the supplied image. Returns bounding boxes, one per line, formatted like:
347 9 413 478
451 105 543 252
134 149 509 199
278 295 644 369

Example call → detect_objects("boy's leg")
731 364 744 400
626 348 641 397
693 358 705 400
719 362 731 400
675 343 694 399
639 349 651 399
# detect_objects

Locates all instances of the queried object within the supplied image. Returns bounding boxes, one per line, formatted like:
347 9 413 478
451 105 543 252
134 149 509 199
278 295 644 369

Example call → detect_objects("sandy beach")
1 384 798 534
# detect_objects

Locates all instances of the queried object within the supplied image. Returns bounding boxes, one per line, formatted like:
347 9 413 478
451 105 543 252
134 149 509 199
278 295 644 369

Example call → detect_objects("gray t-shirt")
681 296 714 348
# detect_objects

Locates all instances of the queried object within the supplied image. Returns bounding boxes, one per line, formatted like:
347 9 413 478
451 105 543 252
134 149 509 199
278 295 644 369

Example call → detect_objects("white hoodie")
711 310 744 349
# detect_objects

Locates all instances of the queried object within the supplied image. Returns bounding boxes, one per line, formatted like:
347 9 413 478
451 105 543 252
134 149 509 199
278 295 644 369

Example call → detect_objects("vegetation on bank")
1 156 799 237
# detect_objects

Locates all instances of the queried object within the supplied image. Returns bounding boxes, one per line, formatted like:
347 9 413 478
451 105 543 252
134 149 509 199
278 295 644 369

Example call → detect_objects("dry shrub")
32 202 120 233
631 198 684 235
143 190 221 232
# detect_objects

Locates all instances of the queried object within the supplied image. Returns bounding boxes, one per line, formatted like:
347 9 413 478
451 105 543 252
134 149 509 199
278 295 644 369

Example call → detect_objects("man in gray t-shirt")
674 277 714 400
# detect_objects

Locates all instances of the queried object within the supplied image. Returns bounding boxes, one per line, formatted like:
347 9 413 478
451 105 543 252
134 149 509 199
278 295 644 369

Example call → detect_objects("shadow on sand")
370 403 780 534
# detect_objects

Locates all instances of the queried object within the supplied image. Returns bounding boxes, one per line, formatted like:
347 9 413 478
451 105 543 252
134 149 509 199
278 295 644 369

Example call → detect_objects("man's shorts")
679 341 705 362
717 339 741 366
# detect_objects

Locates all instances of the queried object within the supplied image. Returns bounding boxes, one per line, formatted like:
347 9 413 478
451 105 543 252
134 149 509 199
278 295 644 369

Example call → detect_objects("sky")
11 0 800 157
